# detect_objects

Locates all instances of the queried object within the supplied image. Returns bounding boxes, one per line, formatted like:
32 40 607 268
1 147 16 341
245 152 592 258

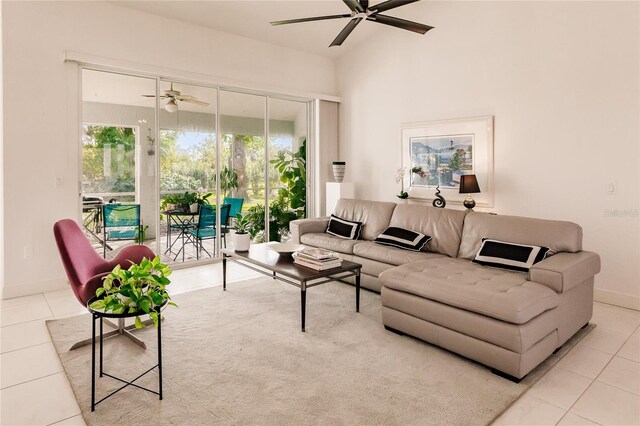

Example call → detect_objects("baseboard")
2 277 68 300
594 288 640 311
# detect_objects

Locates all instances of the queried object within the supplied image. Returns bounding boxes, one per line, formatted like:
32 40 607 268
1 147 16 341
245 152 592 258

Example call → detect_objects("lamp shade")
459 174 480 194
165 99 178 113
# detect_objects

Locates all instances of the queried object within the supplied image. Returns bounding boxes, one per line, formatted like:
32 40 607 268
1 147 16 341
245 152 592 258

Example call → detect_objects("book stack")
293 248 343 270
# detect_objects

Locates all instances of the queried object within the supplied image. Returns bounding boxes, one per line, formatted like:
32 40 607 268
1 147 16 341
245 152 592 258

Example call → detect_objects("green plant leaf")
150 291 163 305
134 316 143 328
90 299 106 310
139 298 151 313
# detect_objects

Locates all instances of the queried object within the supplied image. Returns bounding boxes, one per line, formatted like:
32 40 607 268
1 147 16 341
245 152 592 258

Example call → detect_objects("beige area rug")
47 277 593 425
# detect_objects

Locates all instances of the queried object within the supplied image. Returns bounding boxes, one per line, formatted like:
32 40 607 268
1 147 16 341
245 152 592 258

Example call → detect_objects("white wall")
2 1 336 298
337 2 640 306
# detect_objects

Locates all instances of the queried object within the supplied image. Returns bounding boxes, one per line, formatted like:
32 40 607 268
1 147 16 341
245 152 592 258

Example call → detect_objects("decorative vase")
332 161 346 183
398 199 408 205
190 203 199 213
234 233 250 252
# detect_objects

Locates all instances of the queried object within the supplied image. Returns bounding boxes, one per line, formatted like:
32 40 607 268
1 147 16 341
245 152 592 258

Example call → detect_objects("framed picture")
401 116 494 207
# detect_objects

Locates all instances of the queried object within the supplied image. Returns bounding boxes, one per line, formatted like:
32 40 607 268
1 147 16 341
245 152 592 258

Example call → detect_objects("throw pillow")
374 227 431 252
472 239 550 272
326 214 363 240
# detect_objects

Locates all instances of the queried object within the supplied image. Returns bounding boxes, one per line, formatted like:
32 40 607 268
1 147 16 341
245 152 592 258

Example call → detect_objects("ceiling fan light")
165 99 178 113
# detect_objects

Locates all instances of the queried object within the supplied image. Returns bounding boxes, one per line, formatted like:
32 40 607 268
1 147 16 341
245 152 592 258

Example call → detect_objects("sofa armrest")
289 217 329 244
529 251 601 293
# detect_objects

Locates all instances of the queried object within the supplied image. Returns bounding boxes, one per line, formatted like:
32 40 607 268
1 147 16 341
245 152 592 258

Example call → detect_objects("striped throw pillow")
472 239 550 272
374 227 431 252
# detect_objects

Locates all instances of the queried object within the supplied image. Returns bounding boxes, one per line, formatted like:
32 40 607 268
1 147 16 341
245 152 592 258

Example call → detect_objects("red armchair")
53 219 156 350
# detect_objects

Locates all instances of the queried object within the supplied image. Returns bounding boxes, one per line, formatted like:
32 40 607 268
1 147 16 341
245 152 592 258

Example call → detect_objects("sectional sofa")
289 199 601 379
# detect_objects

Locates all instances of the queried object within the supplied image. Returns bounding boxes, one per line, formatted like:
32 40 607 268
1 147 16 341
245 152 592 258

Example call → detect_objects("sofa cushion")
379 258 559 324
472 239 550 272
381 286 559 353
333 199 397 241
458 212 582 260
353 241 445 266
300 233 361 255
374 226 431 252
388 204 467 258
326 214 363 240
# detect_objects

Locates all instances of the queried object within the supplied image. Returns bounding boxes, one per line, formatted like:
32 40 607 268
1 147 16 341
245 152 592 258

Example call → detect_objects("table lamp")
459 174 480 211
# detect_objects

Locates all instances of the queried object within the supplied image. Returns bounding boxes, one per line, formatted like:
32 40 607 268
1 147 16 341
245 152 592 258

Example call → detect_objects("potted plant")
89 256 176 328
395 167 409 203
234 213 251 251
183 191 199 213
195 189 212 207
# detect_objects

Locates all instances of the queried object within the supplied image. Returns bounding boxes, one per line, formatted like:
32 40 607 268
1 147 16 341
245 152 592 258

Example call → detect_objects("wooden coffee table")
222 243 362 332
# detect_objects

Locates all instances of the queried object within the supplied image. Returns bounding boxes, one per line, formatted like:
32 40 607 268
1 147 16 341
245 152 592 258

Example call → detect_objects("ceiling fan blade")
367 13 433 34
343 0 364 13
330 17 363 47
271 14 352 26
360 0 369 10
179 98 210 107
142 94 168 99
370 0 419 14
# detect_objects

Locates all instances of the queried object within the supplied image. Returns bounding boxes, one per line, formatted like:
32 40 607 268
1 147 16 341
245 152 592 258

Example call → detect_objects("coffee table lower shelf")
222 244 362 332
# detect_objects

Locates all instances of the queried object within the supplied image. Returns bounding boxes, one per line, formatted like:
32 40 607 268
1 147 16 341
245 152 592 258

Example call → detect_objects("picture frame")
401 116 494 208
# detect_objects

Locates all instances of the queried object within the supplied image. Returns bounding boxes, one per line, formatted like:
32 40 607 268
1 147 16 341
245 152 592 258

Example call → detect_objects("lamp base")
463 195 476 212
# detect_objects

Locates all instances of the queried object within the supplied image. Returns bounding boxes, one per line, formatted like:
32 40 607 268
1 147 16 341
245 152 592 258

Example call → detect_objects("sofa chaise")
290 199 600 379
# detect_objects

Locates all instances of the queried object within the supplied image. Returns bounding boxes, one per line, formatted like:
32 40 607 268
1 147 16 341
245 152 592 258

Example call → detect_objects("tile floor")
1 264 639 425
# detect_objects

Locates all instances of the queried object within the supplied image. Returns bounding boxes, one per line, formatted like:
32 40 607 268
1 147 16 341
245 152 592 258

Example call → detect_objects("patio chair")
188 203 231 259
102 203 141 258
222 197 244 233
53 219 156 350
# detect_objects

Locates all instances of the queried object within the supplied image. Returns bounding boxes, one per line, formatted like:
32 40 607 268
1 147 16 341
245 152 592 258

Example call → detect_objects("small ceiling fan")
142 82 210 112
271 0 433 47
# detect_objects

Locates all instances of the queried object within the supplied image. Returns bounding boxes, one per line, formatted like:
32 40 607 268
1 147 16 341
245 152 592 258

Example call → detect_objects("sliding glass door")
80 69 157 259
159 80 217 263
80 68 309 265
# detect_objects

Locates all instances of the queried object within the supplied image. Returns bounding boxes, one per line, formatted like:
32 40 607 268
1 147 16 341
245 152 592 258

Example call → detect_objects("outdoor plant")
216 167 239 197
245 198 298 242
182 191 198 207
270 140 306 213
135 224 148 244
160 194 184 211
234 213 250 234
89 256 176 328
195 189 212 205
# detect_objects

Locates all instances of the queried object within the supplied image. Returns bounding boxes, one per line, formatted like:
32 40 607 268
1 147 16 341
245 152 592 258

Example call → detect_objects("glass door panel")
219 90 266 245
268 98 308 241
159 80 217 264
81 69 157 258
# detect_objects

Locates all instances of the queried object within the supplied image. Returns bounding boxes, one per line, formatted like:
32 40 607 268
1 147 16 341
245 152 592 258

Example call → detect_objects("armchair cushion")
529 251 601 293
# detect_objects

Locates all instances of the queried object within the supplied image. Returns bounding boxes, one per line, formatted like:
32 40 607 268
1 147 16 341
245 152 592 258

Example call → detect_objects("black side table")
88 298 164 411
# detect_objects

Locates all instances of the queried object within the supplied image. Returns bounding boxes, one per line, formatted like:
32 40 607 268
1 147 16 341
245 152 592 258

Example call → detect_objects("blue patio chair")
222 197 244 233
223 197 244 219
102 203 141 258
188 204 231 259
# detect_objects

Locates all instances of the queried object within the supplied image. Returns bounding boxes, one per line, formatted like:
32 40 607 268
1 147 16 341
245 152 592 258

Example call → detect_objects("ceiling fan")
270 0 433 47
142 82 210 112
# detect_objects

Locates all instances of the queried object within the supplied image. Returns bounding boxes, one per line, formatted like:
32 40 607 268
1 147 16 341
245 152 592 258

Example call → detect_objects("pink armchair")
53 219 156 350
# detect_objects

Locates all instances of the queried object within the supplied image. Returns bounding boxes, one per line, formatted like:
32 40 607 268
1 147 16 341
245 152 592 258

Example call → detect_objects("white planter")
234 233 251 252
397 199 409 205
190 203 199 213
